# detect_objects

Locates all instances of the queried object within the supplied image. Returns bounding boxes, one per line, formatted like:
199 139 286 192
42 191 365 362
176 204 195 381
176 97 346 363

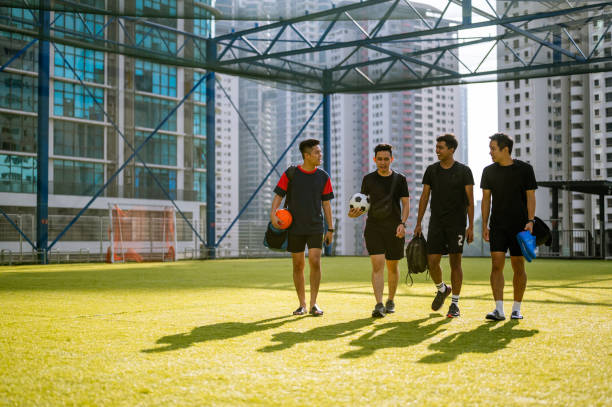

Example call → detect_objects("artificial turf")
0 257 610 406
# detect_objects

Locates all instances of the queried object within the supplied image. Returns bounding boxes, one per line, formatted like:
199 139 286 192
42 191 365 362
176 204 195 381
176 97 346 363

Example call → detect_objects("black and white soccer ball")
349 193 370 212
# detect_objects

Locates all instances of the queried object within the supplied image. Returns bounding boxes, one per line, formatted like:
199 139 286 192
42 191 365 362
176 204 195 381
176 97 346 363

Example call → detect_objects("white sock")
512 301 521 313
495 300 504 315
451 295 459 304
436 282 446 293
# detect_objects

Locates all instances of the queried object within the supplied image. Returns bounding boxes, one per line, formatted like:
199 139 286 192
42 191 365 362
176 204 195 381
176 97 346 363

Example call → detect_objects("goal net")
107 203 177 263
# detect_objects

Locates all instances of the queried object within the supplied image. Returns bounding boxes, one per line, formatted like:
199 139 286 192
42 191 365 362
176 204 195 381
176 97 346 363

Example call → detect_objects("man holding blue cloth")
481 133 537 320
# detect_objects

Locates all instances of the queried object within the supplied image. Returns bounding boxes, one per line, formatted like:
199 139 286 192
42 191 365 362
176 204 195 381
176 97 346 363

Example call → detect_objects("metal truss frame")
2 0 612 261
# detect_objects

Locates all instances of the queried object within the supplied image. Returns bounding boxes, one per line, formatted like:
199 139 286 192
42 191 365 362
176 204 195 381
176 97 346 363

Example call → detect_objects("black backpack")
263 166 296 251
405 234 428 285
533 216 552 247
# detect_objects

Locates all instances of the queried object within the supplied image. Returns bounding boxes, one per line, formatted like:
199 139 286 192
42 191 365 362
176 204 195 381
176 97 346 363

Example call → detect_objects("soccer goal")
107 203 177 263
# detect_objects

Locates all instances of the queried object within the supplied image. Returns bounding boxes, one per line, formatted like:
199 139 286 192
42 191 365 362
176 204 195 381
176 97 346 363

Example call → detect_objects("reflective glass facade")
135 131 176 166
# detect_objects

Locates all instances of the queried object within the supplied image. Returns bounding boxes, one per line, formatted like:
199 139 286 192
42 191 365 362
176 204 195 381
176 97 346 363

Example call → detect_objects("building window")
54 11 105 41
193 137 206 169
134 131 176 165
134 22 177 54
53 159 104 196
134 95 177 131
194 171 206 202
135 60 176 96
0 154 36 193
0 112 37 152
54 120 104 159
0 73 37 112
54 44 104 84
53 81 104 120
134 166 176 199
193 72 208 103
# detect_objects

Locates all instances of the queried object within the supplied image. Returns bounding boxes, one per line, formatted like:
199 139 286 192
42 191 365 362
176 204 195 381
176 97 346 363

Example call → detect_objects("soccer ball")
349 193 370 212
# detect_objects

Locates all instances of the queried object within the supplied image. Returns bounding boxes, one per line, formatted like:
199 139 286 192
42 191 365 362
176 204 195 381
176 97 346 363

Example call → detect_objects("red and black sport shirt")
274 165 334 235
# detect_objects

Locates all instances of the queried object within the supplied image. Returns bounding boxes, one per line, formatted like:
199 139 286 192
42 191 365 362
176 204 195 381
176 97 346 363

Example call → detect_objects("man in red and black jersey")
270 139 334 317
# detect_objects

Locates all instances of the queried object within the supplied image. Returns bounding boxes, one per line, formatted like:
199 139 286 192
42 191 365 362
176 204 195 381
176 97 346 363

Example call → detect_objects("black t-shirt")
422 161 474 228
480 160 537 231
361 170 409 227
274 166 334 235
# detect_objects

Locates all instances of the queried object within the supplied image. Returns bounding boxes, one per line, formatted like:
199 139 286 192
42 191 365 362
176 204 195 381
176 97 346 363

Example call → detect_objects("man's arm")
465 184 474 243
396 196 410 238
414 184 430 237
482 189 491 242
525 189 536 233
270 195 283 229
322 200 334 245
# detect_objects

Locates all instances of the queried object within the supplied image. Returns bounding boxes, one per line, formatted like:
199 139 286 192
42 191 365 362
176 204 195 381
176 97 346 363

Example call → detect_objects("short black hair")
374 143 393 157
299 139 320 158
489 132 513 154
436 133 458 151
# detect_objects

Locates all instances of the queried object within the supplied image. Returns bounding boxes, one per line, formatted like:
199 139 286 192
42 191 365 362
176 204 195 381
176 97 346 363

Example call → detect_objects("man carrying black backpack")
349 144 410 318
414 134 474 319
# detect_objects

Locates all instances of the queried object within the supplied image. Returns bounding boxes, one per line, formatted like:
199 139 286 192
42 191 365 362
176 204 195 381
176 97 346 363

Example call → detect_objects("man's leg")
509 255 526 318
428 254 443 285
386 259 399 301
291 252 306 309
307 248 322 309
370 254 385 304
448 253 463 295
429 253 451 311
486 251 506 320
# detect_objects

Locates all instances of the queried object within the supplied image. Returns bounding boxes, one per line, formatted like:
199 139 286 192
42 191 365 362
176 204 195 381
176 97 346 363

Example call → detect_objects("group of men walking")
270 133 537 321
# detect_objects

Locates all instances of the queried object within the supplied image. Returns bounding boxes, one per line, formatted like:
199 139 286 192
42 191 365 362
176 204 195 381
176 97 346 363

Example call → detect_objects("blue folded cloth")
516 230 536 262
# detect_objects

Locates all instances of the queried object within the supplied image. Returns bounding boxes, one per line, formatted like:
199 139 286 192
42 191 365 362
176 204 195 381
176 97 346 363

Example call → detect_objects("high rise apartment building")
497 0 612 255
0 2 239 257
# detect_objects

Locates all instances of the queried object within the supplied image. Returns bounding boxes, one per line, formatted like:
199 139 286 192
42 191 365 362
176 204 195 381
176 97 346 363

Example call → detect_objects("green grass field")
1 257 610 406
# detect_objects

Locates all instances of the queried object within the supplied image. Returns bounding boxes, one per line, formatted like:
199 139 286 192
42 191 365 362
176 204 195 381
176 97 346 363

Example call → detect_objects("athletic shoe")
384 299 395 314
511 310 524 320
485 309 506 321
372 302 386 318
431 284 452 311
447 303 460 318
310 304 324 316
293 306 306 316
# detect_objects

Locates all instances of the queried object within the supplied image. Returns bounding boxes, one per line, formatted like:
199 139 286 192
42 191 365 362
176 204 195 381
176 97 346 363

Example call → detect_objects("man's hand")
396 224 406 238
483 227 490 242
524 221 534 234
413 223 422 237
270 213 281 229
348 207 364 218
466 226 474 244
324 230 334 246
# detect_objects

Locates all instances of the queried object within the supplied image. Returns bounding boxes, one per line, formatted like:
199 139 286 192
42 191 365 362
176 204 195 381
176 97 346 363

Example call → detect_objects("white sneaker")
511 310 524 320
485 309 505 321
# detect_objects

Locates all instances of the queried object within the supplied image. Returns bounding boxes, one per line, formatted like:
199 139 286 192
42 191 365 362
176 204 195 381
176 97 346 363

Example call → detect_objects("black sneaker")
372 302 386 318
485 309 506 321
511 310 523 320
431 284 451 311
384 299 395 314
447 302 460 318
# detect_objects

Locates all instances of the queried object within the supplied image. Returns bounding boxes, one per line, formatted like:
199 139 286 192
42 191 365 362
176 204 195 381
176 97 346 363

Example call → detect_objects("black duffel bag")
263 222 288 251
405 234 428 285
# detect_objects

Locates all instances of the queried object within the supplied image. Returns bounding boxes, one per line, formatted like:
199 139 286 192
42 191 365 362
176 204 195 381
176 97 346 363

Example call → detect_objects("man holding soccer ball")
270 139 334 317
349 144 409 318
414 133 474 318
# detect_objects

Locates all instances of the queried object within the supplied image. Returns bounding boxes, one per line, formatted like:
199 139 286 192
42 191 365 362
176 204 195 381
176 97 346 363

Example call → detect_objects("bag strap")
387 171 400 200
284 166 297 208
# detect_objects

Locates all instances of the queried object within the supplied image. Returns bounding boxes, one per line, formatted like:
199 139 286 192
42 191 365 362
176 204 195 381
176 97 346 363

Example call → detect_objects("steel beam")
206 40 216 259
36 2 50 263
323 92 332 256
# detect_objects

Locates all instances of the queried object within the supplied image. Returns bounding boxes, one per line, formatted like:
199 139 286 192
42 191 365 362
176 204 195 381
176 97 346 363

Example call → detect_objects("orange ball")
276 208 293 229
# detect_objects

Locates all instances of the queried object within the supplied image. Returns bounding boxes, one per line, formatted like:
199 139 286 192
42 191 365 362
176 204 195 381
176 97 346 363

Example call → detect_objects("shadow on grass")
258 317 376 353
338 314 452 359
418 320 539 364
142 315 298 353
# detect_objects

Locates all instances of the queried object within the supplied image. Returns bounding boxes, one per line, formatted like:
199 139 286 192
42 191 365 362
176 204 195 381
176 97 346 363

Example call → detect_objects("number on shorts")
457 234 464 247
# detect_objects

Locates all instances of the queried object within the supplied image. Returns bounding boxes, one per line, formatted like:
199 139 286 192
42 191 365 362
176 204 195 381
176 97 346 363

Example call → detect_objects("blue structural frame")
36 2 50 263
2 1 612 261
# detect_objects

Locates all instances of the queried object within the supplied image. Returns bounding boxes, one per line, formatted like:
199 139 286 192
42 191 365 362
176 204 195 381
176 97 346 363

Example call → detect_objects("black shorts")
287 233 323 253
489 227 523 256
427 223 466 255
364 223 405 260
